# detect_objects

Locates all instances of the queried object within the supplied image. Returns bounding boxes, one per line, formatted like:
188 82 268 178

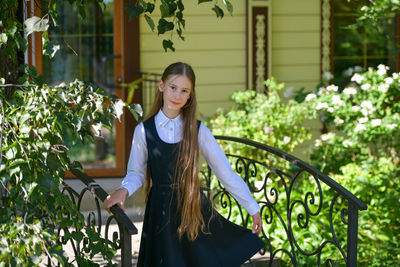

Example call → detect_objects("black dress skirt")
137 117 264 267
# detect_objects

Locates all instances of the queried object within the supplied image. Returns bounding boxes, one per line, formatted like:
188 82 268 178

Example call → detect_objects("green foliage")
333 157 400 266
125 0 233 51
207 78 315 156
207 68 399 265
0 77 126 264
301 65 400 265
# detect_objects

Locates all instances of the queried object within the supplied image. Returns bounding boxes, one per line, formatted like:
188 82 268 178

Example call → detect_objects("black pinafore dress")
137 117 264 267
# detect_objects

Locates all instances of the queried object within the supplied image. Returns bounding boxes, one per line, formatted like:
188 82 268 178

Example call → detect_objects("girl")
104 62 264 267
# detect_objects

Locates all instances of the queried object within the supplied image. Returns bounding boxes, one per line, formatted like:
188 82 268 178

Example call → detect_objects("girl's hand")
251 212 262 236
103 188 128 213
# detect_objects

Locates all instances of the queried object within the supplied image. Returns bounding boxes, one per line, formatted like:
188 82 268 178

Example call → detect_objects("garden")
1 0 400 266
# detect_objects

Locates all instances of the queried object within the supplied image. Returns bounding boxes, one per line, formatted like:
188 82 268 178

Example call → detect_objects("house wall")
139 0 247 119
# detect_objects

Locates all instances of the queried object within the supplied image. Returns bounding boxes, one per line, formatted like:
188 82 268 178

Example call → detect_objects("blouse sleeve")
120 122 148 196
198 122 260 216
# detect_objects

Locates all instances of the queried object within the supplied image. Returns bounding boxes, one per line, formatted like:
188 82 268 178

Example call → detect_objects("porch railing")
202 136 367 266
60 135 367 266
58 168 138 266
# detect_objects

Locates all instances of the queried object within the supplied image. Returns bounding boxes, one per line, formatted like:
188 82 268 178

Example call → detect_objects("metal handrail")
215 136 367 211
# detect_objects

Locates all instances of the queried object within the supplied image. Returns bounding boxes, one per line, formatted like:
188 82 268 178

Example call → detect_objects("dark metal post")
120 222 132 267
347 202 359 267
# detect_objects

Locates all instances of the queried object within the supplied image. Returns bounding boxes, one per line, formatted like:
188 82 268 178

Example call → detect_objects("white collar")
155 109 183 128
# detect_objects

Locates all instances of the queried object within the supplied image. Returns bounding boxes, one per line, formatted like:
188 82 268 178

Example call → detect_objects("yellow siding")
139 1 246 117
271 0 321 94
139 0 321 120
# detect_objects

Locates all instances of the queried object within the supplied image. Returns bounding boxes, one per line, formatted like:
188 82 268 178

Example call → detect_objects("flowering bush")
304 65 400 265
207 77 315 157
306 64 400 173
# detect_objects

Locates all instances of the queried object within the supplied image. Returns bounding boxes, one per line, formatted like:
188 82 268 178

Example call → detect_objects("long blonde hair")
143 62 205 241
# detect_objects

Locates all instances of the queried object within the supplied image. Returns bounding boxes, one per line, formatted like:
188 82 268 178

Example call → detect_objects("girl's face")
159 74 192 118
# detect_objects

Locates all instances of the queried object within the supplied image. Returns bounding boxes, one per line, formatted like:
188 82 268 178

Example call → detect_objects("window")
27 0 132 178
332 0 399 85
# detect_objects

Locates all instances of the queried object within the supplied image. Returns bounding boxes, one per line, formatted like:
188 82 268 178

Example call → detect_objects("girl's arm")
198 123 262 234
104 123 147 212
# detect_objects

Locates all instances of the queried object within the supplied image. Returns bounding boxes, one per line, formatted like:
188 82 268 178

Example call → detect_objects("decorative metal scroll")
53 168 138 266
200 136 367 267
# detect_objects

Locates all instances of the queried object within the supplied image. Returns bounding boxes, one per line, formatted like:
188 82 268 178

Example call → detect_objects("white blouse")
121 109 260 216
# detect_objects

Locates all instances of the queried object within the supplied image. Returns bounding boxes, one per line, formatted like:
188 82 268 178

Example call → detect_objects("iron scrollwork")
53 168 138 266
202 136 367 267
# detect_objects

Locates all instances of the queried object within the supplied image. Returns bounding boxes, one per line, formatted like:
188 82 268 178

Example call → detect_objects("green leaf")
212 5 224 19
71 231 84 243
78 5 86 19
224 1 233 16
177 0 184 11
126 3 144 20
162 39 175 52
24 16 49 36
157 19 174 35
160 2 170 18
198 0 212 3
127 104 143 122
39 173 55 191
144 15 155 32
145 2 155 13
8 25 18 36
43 40 60 58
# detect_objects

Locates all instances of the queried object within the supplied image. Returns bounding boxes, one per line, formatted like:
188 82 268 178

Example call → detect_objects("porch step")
242 253 281 267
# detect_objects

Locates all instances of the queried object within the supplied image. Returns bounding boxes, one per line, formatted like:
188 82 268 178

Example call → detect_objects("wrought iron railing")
58 135 366 266
58 168 138 266
200 136 367 267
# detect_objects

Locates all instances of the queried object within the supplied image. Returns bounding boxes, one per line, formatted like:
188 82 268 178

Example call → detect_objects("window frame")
26 0 141 178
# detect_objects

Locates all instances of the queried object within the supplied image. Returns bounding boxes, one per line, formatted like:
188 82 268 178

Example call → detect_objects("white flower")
377 64 389 71
352 106 360 112
113 99 125 121
283 136 291 144
326 85 339 93
393 73 399 79
327 107 334 113
315 139 322 147
343 87 357 95
334 117 344 125
316 102 329 110
361 108 369 117
92 123 103 136
384 77 393 85
321 133 335 141
355 124 367 132
263 124 274 134
361 101 373 110
284 87 295 98
323 72 334 81
378 84 389 93
371 119 382 127
305 93 316 102
351 73 364 84
377 68 387 76
361 83 371 90
318 87 327 96
387 124 397 130
343 140 353 148
331 95 345 106
359 117 368 124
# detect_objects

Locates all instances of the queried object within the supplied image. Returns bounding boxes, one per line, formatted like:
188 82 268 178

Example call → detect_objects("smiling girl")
104 62 264 267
